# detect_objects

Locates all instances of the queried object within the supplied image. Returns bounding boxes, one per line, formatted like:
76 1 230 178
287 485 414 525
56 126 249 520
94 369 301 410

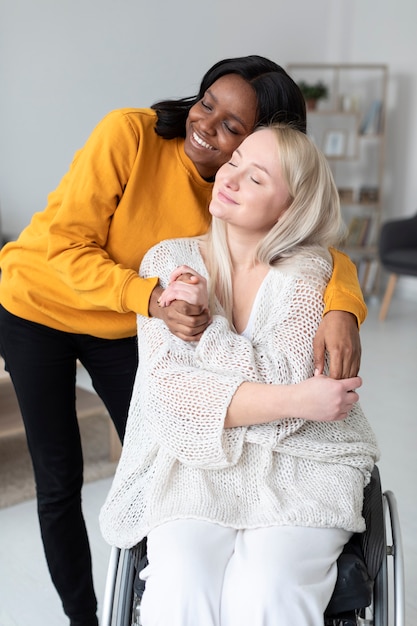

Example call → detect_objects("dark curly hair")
151 55 306 139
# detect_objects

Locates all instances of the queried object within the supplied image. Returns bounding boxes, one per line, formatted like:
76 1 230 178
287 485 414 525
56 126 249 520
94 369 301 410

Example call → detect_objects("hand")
158 265 208 310
149 284 211 342
293 373 362 422
313 310 361 379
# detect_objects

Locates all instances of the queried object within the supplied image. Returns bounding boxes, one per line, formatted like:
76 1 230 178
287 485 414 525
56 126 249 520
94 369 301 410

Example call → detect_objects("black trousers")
0 305 138 625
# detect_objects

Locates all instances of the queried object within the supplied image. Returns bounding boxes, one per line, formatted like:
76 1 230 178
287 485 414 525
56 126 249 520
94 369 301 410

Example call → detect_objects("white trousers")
139 520 351 626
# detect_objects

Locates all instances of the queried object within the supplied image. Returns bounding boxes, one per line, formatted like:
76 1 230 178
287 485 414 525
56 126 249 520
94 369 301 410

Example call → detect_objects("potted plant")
298 80 328 110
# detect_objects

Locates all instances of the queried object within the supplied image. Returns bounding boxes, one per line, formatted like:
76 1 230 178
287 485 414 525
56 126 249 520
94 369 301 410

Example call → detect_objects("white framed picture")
323 130 347 157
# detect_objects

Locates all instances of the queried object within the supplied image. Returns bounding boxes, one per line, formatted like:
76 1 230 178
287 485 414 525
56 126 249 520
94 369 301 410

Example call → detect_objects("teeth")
193 131 214 150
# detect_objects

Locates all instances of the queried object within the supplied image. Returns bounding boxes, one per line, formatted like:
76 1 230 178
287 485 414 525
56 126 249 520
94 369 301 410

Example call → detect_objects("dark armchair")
378 212 417 320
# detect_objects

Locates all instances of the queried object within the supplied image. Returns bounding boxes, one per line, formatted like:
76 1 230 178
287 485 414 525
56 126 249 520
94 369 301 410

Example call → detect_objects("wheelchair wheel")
356 489 405 626
376 489 405 626
101 541 146 626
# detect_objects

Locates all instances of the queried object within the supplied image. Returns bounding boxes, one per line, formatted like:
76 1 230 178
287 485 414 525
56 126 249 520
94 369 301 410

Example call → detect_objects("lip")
217 189 238 204
190 129 216 151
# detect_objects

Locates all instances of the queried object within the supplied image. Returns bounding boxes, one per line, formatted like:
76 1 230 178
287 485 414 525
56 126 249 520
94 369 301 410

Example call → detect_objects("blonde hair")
206 123 346 323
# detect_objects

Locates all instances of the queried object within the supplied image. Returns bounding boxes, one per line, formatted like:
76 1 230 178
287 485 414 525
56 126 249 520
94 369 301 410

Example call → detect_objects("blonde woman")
100 124 379 626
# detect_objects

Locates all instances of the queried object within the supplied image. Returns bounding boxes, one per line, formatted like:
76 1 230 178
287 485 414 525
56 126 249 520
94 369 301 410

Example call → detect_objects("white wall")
1 0 417 238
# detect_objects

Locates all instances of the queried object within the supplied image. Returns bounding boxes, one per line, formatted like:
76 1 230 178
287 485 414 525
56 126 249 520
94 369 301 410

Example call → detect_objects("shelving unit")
287 63 388 296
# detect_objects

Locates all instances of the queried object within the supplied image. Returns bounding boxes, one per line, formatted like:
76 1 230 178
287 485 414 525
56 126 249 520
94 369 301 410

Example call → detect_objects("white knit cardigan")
100 238 379 548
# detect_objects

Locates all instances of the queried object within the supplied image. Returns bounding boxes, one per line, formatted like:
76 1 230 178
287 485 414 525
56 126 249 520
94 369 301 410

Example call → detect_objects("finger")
346 355 361 378
328 358 343 380
328 352 362 379
329 341 361 379
166 283 200 303
171 321 208 340
175 273 199 285
165 308 211 332
342 376 362 391
171 301 208 318
174 330 205 342
170 265 197 283
312 340 325 375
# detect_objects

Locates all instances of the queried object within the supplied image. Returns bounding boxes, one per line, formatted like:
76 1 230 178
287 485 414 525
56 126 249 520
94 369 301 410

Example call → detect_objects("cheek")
187 103 199 122
219 134 248 161
208 198 225 219
274 202 290 224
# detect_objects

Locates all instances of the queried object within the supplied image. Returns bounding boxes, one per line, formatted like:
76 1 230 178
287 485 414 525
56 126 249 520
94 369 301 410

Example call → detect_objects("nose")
198 112 219 136
223 170 239 191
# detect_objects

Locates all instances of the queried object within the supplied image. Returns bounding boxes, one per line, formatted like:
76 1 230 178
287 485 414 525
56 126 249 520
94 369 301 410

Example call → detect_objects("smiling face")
209 128 291 237
184 74 258 179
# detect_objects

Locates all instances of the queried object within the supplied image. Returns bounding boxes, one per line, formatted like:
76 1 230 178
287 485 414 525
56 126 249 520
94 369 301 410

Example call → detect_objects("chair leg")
379 274 398 321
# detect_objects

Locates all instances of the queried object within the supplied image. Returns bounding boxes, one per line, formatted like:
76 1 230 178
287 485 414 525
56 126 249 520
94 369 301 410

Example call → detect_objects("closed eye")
223 123 239 135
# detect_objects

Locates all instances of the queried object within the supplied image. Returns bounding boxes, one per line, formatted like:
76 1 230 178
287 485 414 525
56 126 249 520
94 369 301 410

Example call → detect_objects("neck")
227 230 261 272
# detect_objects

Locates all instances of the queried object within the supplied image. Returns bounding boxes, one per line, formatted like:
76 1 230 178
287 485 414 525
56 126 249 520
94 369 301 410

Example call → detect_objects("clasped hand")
149 266 210 341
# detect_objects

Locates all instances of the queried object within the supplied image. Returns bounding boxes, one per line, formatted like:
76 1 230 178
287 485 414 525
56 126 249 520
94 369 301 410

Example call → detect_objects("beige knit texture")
100 238 379 548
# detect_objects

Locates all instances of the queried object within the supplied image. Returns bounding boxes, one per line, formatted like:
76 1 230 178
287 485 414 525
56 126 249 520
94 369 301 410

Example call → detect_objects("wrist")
149 285 164 318
324 309 359 329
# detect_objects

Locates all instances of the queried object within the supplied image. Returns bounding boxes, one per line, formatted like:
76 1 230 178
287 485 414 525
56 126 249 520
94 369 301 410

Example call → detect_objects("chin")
209 204 225 220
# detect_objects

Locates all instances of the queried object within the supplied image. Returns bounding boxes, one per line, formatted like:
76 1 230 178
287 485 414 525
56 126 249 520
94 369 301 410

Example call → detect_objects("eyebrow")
205 88 250 130
234 148 271 176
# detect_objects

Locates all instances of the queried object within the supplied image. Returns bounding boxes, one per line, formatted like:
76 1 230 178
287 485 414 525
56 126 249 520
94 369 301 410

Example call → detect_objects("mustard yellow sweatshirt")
0 108 366 339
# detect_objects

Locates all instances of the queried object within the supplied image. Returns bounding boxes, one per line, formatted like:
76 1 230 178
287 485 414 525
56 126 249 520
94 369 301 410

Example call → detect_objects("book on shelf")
359 186 379 203
346 216 372 246
359 99 383 135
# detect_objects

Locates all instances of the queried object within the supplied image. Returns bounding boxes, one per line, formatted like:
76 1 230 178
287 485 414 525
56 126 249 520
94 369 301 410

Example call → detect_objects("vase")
306 99 318 111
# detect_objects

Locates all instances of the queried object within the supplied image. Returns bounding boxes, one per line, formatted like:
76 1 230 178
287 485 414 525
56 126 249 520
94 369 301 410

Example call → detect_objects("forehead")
238 129 279 164
206 74 257 123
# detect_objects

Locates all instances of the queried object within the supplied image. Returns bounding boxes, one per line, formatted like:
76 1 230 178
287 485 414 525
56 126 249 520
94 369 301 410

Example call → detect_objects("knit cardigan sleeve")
135 238 252 469
136 315 247 468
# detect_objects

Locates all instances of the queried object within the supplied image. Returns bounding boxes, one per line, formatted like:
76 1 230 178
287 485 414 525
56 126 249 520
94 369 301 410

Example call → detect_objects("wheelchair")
101 467 405 626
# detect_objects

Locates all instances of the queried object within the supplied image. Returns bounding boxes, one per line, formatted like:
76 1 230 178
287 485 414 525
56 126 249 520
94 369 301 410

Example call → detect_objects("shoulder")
92 108 158 141
101 107 157 124
269 250 333 297
146 236 201 259
140 238 204 285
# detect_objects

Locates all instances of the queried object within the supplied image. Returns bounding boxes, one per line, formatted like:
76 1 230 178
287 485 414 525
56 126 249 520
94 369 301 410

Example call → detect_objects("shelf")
288 62 388 296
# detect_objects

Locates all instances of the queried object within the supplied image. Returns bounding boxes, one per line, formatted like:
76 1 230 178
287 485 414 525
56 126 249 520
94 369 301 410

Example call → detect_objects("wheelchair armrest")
325 551 373 617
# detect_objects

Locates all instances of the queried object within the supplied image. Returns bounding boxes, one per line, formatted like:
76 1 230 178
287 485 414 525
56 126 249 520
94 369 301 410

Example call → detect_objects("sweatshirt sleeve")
45 110 158 315
323 248 367 326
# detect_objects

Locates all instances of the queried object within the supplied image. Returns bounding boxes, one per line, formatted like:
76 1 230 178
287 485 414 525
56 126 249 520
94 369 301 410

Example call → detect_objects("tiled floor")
0 297 416 626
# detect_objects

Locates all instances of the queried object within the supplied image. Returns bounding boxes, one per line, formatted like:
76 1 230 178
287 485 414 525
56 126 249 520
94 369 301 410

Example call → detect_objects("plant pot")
306 99 318 111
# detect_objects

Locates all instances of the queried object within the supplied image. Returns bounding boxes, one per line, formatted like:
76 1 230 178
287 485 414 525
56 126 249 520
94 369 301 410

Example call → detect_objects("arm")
139 314 361 467
188 264 362 427
315 248 366 379
136 245 245 468
225 374 361 427
46 110 159 316
150 257 362 414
